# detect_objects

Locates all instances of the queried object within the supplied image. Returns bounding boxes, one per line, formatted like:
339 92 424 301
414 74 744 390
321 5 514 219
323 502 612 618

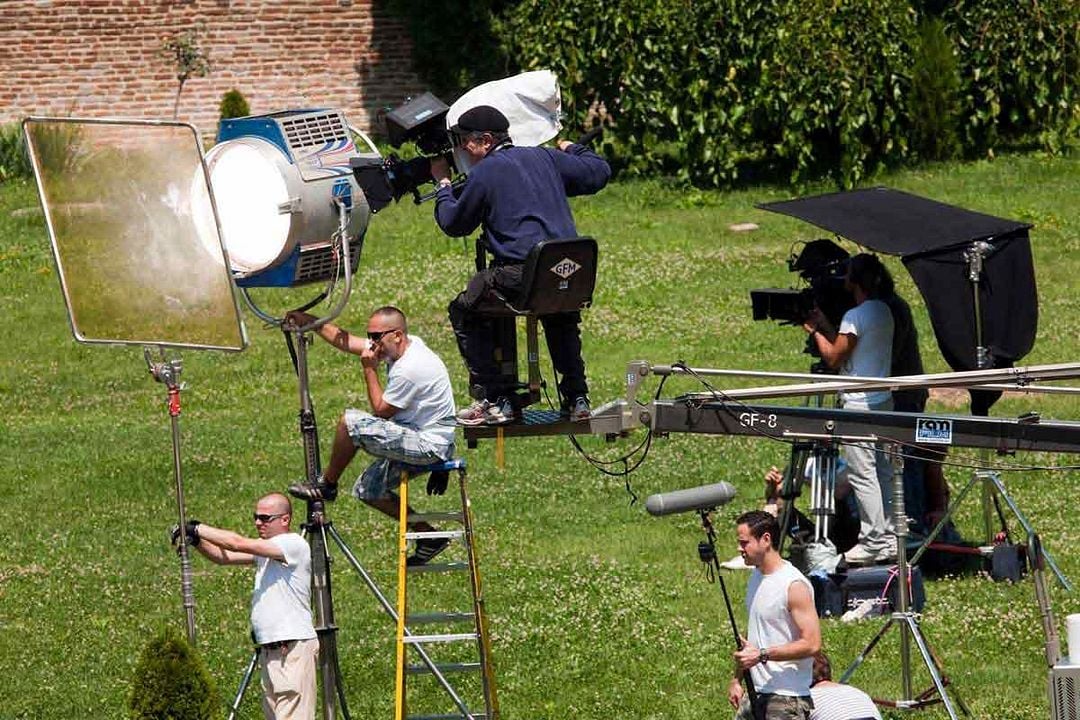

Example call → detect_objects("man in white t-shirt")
729 510 821 720
287 306 457 565
180 493 318 720
809 651 882 720
804 254 896 565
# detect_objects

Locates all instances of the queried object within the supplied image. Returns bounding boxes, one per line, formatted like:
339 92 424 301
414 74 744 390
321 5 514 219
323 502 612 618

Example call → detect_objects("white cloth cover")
447 70 563 172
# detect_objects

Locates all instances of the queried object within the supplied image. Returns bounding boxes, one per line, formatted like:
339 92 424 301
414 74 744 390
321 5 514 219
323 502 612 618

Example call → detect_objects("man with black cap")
430 104 611 426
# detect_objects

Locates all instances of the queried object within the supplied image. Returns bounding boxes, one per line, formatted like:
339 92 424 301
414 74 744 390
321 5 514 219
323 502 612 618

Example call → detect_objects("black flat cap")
451 105 509 133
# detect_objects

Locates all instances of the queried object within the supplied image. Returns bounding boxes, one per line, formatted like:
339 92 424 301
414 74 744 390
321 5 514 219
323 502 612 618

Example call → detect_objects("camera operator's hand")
430 156 451 185
802 307 824 334
557 139 574 152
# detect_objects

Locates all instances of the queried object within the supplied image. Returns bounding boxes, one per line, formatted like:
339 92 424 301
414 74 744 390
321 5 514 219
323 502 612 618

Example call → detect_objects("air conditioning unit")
1051 664 1080 720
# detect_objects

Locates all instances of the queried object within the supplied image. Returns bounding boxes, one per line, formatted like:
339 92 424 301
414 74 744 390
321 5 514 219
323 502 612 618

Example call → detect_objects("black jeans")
447 263 588 405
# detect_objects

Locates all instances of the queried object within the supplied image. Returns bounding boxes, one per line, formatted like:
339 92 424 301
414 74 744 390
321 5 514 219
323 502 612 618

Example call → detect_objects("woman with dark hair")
803 253 895 565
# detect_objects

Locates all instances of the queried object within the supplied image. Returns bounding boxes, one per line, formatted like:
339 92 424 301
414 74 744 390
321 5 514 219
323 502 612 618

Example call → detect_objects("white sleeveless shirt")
745 560 814 696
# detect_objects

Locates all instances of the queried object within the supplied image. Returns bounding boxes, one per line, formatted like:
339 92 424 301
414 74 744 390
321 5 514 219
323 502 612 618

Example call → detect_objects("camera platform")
462 408 597 448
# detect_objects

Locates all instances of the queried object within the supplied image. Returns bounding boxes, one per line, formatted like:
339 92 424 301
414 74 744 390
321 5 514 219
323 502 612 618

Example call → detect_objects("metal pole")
146 349 197 647
891 443 913 701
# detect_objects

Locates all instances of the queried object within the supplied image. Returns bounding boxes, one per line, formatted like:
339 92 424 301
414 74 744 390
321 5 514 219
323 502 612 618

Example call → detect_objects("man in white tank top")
729 510 821 720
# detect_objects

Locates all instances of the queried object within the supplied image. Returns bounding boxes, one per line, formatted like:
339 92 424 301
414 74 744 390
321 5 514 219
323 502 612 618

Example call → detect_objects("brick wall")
0 0 425 138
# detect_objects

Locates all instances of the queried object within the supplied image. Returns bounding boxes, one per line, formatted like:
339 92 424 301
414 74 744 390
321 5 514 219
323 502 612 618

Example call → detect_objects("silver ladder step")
408 511 465 524
407 612 475 625
403 632 478 644
407 713 487 720
406 530 466 541
408 561 470 574
406 661 482 675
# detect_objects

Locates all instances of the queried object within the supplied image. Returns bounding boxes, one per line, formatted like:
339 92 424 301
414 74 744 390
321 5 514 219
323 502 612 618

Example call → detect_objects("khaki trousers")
259 638 319 720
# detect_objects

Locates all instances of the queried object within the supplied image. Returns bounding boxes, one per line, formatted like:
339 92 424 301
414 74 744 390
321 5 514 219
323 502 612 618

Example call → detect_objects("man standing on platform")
729 510 821 720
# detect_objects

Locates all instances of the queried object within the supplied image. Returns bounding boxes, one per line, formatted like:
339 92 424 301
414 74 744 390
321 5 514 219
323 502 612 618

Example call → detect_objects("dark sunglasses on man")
367 328 400 343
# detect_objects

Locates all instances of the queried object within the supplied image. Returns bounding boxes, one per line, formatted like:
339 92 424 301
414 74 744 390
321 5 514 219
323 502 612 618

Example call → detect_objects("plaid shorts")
344 409 454 500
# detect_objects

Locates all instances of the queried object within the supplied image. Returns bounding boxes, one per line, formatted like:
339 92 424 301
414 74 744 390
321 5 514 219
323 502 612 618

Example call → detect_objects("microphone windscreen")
645 482 738 517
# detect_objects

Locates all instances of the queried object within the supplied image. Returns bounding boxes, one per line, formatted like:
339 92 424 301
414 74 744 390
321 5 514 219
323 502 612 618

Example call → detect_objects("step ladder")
395 458 498 720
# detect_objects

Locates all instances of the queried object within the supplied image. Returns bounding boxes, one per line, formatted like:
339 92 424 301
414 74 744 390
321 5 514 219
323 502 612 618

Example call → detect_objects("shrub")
219 89 250 119
943 0 1079 154
909 18 962 161
128 627 219 720
498 0 916 188
0 123 32 183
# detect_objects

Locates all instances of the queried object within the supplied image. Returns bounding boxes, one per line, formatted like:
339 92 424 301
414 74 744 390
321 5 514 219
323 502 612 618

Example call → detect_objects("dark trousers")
448 264 588 405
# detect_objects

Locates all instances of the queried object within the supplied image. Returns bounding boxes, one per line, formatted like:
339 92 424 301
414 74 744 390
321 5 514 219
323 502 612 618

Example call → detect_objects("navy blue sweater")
433 143 610 261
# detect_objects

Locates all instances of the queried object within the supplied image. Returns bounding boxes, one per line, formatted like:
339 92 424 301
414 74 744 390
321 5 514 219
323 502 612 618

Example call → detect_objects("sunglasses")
367 328 401 343
253 512 286 523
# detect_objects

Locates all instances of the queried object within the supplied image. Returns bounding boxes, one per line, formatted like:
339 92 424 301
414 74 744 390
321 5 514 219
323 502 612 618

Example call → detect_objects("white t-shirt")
382 335 456 447
745 560 814 696
250 532 317 644
837 299 893 406
810 682 882 719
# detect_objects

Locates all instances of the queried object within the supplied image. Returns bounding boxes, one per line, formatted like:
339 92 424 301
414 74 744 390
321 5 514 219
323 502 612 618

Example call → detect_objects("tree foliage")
396 0 1077 187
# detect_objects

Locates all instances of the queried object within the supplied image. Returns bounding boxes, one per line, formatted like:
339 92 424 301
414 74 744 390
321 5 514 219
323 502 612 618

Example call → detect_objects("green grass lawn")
1 152 1078 719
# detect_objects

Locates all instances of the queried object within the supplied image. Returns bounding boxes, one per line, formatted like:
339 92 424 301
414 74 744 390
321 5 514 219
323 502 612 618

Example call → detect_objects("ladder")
395 458 498 720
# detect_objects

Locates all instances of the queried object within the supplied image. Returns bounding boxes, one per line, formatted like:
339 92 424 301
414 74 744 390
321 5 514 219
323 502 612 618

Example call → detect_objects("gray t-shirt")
251 532 317 644
838 299 894 406
382 335 456 446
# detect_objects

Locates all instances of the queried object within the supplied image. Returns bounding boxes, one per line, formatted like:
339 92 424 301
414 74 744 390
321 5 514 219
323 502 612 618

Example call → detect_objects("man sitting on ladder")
429 105 611 426
288 305 458 566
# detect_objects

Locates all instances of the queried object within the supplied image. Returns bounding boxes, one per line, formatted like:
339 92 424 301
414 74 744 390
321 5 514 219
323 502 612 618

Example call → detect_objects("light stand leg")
291 329 349 720
226 649 260 720
841 444 966 718
987 473 1071 590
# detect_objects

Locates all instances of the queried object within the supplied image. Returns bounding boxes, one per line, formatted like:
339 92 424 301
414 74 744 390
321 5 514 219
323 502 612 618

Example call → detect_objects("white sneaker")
844 541 897 566
843 543 879 566
720 555 751 571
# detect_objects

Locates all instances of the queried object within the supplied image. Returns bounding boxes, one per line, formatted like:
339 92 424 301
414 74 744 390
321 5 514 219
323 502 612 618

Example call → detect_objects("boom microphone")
644 482 737 517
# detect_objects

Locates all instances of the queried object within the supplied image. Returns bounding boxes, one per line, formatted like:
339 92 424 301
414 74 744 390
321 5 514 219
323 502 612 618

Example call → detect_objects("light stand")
840 443 969 718
910 241 1070 590
228 203 481 720
145 347 198 647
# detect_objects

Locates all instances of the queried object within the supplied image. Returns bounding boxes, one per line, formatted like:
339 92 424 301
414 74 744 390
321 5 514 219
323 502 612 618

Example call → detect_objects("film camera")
351 92 455 210
750 238 854 332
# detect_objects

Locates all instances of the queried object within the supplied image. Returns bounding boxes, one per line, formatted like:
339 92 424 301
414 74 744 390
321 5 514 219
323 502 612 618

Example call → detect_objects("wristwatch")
758 648 770 664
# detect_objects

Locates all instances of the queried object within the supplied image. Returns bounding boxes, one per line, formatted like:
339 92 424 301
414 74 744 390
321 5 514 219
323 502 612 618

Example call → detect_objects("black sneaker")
406 537 451 566
288 480 338 501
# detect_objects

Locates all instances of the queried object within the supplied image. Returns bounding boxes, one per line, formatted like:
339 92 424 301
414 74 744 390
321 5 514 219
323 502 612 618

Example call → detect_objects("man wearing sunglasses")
177 493 318 720
287 306 457 565
429 104 611 426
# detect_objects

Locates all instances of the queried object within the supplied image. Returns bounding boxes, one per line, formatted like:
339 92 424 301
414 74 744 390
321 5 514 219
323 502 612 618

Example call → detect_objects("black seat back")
516 237 598 315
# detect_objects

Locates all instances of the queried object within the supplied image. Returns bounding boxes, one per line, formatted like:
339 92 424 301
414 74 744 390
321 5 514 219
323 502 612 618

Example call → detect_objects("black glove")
170 520 201 549
426 469 449 496
185 520 202 546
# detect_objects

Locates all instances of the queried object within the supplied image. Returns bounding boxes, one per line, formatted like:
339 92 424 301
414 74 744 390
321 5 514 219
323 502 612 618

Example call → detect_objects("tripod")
776 440 841 554
840 443 969 718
